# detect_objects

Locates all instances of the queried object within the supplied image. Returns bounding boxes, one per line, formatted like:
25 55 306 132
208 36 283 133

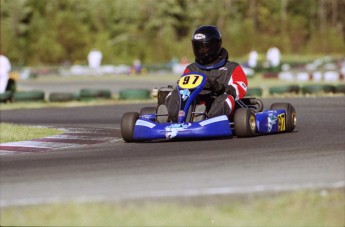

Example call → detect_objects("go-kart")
121 72 296 142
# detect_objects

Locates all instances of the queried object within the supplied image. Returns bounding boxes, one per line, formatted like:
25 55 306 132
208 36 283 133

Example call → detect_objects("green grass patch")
0 98 157 110
0 123 64 143
1 189 344 226
25 74 179 83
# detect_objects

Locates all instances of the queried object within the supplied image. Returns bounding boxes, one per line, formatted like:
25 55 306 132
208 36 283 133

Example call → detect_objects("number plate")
178 74 203 89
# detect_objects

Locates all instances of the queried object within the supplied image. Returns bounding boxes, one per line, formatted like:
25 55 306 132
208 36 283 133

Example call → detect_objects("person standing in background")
87 49 103 69
132 59 142 74
0 52 11 94
266 46 281 68
248 50 258 68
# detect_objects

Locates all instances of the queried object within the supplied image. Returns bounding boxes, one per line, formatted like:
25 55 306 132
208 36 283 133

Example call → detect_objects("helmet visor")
192 39 221 65
192 41 211 58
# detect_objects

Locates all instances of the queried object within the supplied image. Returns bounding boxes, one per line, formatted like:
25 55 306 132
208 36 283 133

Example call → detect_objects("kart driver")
162 25 248 122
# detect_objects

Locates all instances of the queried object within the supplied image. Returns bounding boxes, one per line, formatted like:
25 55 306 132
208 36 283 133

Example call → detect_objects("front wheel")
270 103 296 132
121 112 139 142
234 108 256 138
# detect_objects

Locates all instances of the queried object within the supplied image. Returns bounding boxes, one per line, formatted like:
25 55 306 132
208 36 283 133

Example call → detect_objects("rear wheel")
234 108 256 137
139 107 157 115
270 103 296 132
121 112 139 142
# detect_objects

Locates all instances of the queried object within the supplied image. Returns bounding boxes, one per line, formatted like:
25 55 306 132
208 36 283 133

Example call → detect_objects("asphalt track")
0 97 344 207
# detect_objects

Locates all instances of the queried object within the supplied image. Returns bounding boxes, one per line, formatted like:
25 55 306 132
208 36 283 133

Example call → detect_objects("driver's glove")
206 78 237 98
206 78 226 95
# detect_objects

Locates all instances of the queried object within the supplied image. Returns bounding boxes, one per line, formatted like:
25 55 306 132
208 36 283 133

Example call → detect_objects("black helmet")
192 25 222 65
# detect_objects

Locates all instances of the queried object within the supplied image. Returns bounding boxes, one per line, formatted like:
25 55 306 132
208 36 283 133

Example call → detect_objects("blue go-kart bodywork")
121 72 296 142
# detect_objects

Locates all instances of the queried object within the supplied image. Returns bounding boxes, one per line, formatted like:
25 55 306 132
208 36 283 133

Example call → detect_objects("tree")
1 0 344 66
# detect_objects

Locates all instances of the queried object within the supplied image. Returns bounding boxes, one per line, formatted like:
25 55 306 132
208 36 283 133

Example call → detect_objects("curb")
0 127 121 155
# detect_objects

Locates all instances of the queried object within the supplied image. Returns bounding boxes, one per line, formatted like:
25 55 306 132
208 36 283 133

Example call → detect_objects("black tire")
140 107 157 115
289 85 300 94
269 86 287 95
157 87 173 105
121 112 139 142
245 87 262 97
254 98 264 112
79 89 112 100
119 89 151 100
248 98 264 112
335 84 345 94
234 108 256 138
5 78 16 93
302 84 336 94
269 85 300 95
13 91 45 102
0 91 13 103
270 102 296 132
49 92 79 102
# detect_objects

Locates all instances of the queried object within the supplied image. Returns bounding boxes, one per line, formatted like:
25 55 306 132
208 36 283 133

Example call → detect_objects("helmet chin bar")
194 58 226 70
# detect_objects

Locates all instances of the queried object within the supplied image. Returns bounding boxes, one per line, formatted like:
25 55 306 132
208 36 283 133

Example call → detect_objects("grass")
1 189 344 226
0 123 64 143
0 98 157 110
24 73 178 83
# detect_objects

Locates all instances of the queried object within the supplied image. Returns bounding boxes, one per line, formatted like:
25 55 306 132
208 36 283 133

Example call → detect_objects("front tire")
234 108 256 137
121 112 139 142
270 103 296 132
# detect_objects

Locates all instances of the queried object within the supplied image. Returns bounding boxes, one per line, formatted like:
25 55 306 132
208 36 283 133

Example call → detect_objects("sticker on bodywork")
267 113 278 132
277 113 286 131
136 119 156 128
178 74 203 89
165 123 191 139
199 115 228 126
179 89 190 101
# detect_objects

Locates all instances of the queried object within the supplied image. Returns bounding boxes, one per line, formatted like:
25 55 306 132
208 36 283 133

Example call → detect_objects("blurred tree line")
1 0 344 66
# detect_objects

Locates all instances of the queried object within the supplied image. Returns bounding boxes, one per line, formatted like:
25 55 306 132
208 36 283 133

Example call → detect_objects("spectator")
132 59 142 74
248 50 258 68
0 52 11 94
180 56 190 64
87 49 102 69
266 46 281 67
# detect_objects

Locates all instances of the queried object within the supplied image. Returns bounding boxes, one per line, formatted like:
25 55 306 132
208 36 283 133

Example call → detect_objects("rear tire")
121 112 139 142
139 107 157 115
270 103 296 132
234 108 256 137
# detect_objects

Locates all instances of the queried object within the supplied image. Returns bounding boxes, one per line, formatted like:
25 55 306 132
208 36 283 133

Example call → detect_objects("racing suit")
166 48 248 121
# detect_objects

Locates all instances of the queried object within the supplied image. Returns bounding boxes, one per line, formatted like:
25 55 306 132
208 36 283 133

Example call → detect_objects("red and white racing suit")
166 48 248 120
